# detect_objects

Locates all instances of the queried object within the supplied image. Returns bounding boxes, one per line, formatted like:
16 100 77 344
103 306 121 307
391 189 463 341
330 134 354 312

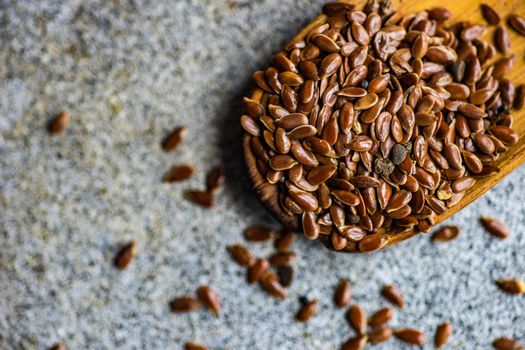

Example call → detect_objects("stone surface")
0 1 524 349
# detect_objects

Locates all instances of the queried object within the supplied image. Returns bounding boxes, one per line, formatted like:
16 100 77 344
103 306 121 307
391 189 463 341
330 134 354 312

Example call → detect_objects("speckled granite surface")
0 1 524 349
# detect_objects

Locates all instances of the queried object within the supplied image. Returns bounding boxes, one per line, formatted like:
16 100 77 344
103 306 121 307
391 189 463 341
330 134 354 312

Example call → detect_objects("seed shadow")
216 75 276 225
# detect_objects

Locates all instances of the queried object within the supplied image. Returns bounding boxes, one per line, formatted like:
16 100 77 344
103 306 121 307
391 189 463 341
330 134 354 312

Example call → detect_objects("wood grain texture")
243 0 525 252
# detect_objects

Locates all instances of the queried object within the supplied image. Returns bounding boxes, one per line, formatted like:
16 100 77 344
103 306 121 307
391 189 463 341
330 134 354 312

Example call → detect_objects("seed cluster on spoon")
241 1 521 252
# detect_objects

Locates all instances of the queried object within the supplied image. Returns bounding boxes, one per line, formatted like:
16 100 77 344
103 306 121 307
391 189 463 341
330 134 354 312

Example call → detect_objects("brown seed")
480 216 510 238
369 326 393 344
244 225 277 242
206 165 225 192
48 111 69 134
227 244 254 267
493 337 524 350
260 271 287 299
163 164 194 182
431 226 460 242
248 258 269 284
48 343 66 350
341 335 368 350
334 279 352 308
114 240 137 270
508 14 525 36
275 231 295 252
496 279 525 295
185 342 208 350
435 322 453 349
279 71 304 86
319 53 342 79
339 225 366 242
461 24 486 41
269 252 296 266
347 304 367 334
276 264 294 287
472 133 496 154
197 285 220 316
385 190 412 213
186 190 215 208
479 4 500 25
493 55 515 79
296 299 317 322
395 328 426 345
381 284 404 308
515 85 525 110
495 26 511 54
170 296 201 313
489 125 519 145
368 307 394 327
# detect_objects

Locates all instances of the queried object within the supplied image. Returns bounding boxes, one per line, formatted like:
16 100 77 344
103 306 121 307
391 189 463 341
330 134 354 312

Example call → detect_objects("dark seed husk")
114 240 137 270
277 264 294 287
197 285 220 316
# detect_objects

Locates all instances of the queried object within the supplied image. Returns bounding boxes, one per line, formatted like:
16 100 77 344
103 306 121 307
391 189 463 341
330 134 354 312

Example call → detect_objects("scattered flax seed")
269 252 296 266
493 337 524 350
162 126 187 151
480 217 510 238
340 334 368 350
170 296 201 313
197 285 220 317
48 111 69 134
162 164 194 182
227 244 255 267
48 343 66 350
435 322 453 349
260 270 287 299
248 258 270 284
276 264 294 287
431 225 460 242
334 279 352 308
274 231 295 252
368 326 393 344
114 240 137 270
244 225 278 242
381 284 404 308
186 190 215 208
206 165 225 193
368 307 394 327
394 328 427 345
496 279 525 295
185 342 208 350
347 304 367 335
296 299 317 322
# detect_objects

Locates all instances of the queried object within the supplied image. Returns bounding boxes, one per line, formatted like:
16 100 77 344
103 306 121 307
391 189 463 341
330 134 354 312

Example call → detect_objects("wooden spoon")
243 0 525 252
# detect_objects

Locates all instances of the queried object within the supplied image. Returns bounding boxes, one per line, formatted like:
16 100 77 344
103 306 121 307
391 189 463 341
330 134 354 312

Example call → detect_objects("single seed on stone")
163 164 194 182
368 307 394 326
369 326 393 344
227 244 255 267
248 259 269 284
197 285 220 316
496 279 525 295
340 335 368 350
431 226 460 242
244 225 278 242
48 343 66 350
435 322 453 349
276 264 294 287
186 190 215 208
381 284 404 308
114 240 137 270
493 337 524 350
162 126 187 151
480 217 510 238
49 111 69 134
206 165 225 192
185 342 208 350
347 304 367 334
170 296 201 313
296 299 318 322
394 328 427 345
334 279 352 308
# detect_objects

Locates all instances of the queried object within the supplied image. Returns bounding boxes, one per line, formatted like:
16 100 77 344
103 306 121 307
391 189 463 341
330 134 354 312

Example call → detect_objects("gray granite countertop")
0 1 524 349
